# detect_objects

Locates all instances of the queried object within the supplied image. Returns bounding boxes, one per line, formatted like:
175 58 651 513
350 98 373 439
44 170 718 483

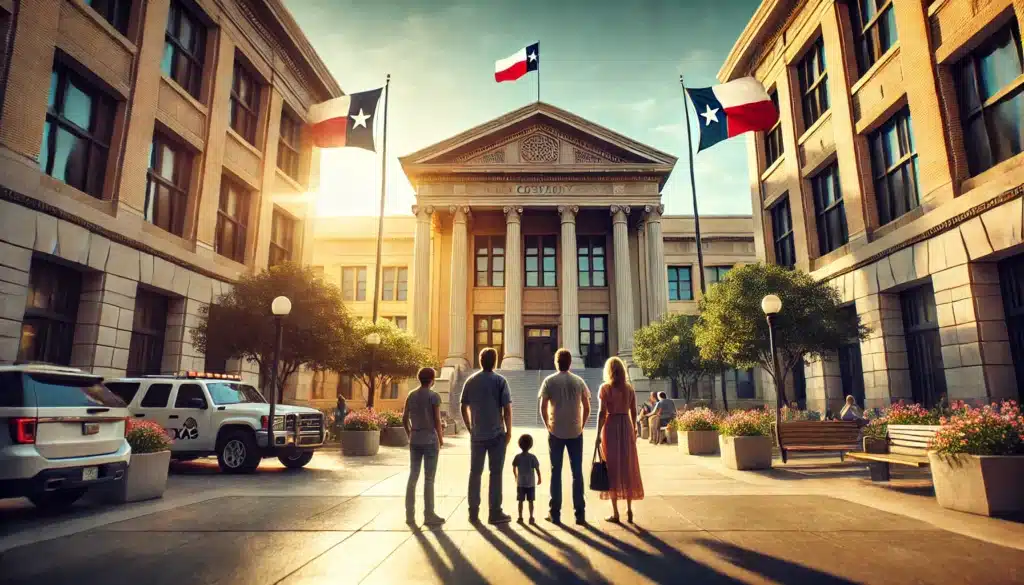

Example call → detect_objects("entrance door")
525 327 557 370
999 254 1024 402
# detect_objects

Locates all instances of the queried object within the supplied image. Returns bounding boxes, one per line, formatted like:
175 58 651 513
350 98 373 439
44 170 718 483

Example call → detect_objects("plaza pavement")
1 427 1023 584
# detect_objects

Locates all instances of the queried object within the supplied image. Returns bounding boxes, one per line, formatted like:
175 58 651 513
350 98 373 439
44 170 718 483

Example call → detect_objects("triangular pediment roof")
399 102 677 180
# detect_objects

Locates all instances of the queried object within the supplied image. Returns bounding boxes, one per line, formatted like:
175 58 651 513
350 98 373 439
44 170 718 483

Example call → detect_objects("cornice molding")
453 125 626 164
412 174 667 184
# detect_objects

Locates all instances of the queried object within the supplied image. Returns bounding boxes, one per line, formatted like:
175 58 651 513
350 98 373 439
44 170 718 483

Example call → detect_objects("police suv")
106 372 325 473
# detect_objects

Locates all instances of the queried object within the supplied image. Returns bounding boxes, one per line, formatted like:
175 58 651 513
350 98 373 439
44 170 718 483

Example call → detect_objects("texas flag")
308 88 383 152
685 77 779 152
495 42 539 83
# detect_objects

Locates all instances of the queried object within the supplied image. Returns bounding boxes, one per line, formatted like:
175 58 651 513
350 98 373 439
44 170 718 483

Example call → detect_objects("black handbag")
589 439 609 492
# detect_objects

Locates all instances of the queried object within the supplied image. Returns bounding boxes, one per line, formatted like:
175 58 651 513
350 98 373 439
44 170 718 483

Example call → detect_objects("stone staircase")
497 368 605 429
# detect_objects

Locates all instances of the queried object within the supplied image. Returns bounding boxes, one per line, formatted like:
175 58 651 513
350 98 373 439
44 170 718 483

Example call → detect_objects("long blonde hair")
603 356 629 388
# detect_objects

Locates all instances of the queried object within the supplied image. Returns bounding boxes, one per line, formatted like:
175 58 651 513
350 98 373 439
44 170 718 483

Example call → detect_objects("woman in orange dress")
597 356 644 524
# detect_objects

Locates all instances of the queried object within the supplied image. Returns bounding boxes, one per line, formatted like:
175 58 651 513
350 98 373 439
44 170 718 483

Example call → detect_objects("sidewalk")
1 428 1023 584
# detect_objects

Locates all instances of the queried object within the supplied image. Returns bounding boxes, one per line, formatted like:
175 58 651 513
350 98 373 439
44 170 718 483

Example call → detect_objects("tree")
694 263 868 405
192 263 353 401
633 313 722 405
331 319 438 409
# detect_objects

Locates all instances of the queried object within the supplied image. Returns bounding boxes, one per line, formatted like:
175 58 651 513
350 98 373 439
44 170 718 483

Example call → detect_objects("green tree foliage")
192 263 353 401
331 319 438 409
694 263 868 404
633 313 722 404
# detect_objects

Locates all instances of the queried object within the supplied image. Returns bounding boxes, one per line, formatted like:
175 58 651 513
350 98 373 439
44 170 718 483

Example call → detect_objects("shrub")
718 408 773 437
863 418 888 440
343 408 381 431
779 406 823 422
377 410 404 428
883 402 940 425
674 407 720 432
932 401 1024 456
126 419 172 454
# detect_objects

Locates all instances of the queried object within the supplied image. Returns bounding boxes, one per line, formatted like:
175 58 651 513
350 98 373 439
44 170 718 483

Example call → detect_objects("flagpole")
371 74 391 328
680 74 706 298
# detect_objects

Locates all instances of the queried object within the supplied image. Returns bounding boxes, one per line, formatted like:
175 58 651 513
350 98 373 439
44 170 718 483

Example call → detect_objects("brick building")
0 0 339 381
720 0 1024 412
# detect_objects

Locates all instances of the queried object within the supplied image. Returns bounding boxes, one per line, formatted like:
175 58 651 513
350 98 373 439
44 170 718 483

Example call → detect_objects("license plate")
82 467 98 482
82 422 100 435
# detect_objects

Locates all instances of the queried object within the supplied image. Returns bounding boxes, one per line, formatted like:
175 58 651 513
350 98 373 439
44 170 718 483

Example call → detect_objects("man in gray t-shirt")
460 347 513 525
538 349 591 524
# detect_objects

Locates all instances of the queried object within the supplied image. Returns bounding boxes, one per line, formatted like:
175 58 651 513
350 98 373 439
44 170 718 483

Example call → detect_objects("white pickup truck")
105 372 325 473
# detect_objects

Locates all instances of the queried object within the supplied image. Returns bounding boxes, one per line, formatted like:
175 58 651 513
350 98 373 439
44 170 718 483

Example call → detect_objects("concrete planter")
107 450 170 503
380 426 410 447
679 430 719 455
863 437 888 454
719 435 772 470
929 452 1024 517
340 430 380 456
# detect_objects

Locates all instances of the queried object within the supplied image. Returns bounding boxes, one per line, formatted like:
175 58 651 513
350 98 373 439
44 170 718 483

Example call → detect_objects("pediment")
400 102 677 174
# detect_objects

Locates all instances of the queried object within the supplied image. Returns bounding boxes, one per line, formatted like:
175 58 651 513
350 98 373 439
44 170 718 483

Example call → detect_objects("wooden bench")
777 421 862 463
846 424 940 481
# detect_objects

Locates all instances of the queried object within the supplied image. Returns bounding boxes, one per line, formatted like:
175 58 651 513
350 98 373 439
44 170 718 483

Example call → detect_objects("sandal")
606 515 621 524
627 511 634 524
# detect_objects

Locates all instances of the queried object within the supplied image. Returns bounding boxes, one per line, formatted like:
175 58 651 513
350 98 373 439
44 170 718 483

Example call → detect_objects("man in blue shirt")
460 347 513 525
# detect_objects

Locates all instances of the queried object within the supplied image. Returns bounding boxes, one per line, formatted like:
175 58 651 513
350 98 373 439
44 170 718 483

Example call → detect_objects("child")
511 434 542 524
403 367 445 527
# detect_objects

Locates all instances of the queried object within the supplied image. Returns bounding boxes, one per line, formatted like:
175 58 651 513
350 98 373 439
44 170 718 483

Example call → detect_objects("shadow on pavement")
468 522 605 585
693 536 861 585
412 528 489 584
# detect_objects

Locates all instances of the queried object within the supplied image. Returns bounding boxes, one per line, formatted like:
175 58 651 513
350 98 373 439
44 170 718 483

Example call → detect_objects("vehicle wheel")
278 450 314 469
28 488 86 511
217 430 261 474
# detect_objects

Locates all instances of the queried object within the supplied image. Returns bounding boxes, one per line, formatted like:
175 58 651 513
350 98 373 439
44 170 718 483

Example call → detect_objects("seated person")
636 392 657 437
648 391 677 445
838 395 865 424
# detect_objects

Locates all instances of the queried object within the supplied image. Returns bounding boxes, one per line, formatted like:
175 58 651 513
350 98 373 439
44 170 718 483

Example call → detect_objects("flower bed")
104 419 172 503
717 409 772 470
717 408 773 438
929 401 1024 516
377 410 409 447
674 407 719 432
674 408 720 455
377 410 404 428
340 409 382 456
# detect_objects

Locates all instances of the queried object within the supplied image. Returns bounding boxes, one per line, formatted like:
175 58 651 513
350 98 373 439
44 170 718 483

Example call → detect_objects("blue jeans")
406 443 439 516
548 433 585 520
468 435 507 517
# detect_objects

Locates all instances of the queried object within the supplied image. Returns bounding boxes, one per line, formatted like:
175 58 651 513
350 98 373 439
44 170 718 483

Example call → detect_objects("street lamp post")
365 332 381 409
268 296 292 451
761 294 785 462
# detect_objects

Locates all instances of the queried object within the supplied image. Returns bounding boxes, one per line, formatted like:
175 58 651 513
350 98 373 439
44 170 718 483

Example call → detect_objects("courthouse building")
295 102 760 425
0 0 337 381
720 0 1024 412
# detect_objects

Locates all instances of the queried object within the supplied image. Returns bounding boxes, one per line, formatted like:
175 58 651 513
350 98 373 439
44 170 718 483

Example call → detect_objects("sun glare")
314 148 415 217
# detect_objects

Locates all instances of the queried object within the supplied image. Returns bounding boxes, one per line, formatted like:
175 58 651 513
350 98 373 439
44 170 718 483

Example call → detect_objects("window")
105 382 141 404
215 177 250 263
87 0 131 35
577 235 607 287
230 60 260 145
797 37 829 129
811 164 848 255
764 90 783 167
525 235 556 287
791 362 807 409
40 61 116 199
851 0 897 76
278 109 301 180
734 369 756 399
145 132 191 236
955 22 1024 176
473 316 504 367
667 266 693 301
900 285 947 408
0 9 13 101
770 196 796 268
705 266 732 286
385 381 400 400
127 288 168 377
342 267 367 301
870 107 920 225
386 316 408 330
174 384 206 408
311 371 327 400
268 207 296 267
162 0 205 99
475 236 505 287
139 384 171 408
337 374 353 400
579 315 608 368
380 267 408 301
17 260 82 366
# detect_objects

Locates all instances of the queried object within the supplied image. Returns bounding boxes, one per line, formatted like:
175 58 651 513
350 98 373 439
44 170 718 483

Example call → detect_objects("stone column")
559 205 584 368
611 205 636 362
444 206 470 369
411 205 434 347
645 205 669 321
501 207 525 369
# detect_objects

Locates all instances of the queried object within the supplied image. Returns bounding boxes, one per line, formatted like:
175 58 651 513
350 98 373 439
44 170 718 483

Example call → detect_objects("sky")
283 0 762 217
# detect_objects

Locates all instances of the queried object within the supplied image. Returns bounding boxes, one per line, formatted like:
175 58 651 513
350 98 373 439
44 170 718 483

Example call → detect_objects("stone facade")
721 0 1024 411
0 0 338 384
